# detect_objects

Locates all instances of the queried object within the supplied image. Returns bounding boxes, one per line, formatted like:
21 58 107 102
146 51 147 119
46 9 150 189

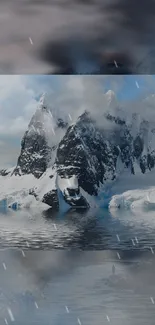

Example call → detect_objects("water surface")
0 250 154 325
0 206 155 250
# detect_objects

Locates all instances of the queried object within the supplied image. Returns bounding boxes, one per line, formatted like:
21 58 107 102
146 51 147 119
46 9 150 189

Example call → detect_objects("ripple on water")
0 209 155 250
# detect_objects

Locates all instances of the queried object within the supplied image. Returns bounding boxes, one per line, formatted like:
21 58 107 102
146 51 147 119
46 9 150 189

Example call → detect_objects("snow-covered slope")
109 184 155 215
0 172 42 209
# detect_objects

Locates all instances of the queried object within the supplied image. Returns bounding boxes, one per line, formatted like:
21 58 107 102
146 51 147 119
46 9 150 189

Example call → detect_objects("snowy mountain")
1 91 155 212
13 93 68 178
55 111 117 196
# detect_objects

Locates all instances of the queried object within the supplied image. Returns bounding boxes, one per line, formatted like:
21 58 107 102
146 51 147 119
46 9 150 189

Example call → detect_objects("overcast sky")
0 75 155 169
1 0 155 73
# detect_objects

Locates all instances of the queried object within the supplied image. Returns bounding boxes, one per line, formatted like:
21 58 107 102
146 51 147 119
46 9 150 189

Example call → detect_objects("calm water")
0 250 155 325
0 206 155 324
0 206 155 250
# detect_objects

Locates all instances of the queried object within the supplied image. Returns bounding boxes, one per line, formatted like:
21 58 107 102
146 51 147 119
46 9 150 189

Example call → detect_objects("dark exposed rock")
106 113 126 126
0 169 11 176
63 187 89 209
42 189 59 210
64 193 89 209
57 118 68 129
133 135 144 159
13 131 52 178
29 188 38 198
147 152 155 170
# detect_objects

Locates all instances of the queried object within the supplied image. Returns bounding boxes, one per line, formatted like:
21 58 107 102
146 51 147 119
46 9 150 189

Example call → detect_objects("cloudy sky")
1 0 155 73
0 75 155 169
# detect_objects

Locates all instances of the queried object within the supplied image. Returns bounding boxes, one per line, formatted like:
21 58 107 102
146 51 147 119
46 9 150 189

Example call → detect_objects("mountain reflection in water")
0 206 155 250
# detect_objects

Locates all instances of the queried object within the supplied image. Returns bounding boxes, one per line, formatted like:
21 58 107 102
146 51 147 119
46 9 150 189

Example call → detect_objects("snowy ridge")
109 187 155 213
2 90 155 212
108 164 155 213
34 168 57 200
27 92 56 146
0 172 41 209
105 90 119 114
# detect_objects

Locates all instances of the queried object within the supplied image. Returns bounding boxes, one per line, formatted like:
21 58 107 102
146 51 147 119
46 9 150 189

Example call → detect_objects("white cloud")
53 76 113 127
0 75 38 137
0 117 29 136
0 76 39 167
0 139 20 169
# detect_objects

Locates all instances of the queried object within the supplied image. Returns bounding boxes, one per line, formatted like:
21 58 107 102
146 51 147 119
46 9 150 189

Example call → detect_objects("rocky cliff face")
13 131 54 179
13 94 68 179
13 94 54 178
55 111 118 196
54 104 155 201
22 90 155 210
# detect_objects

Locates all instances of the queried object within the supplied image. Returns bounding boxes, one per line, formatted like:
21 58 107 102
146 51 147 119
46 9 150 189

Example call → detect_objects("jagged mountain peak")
105 90 117 105
77 110 91 122
35 93 69 131
27 94 56 143
13 93 70 178
104 89 120 118
13 94 56 178
105 89 116 99
38 92 49 111
3 87 155 211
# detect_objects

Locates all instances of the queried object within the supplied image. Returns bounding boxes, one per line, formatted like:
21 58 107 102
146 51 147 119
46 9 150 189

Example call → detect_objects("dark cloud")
0 0 155 73
29 0 155 74
38 38 134 74
106 0 155 39
103 0 155 73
